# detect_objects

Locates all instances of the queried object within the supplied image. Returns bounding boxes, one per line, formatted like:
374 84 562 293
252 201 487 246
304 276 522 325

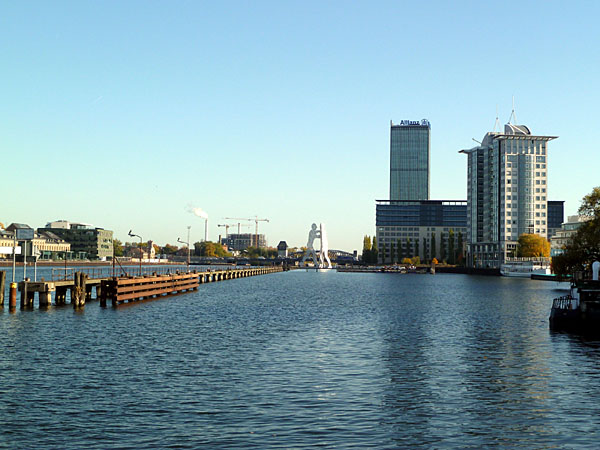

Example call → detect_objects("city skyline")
2 1 599 251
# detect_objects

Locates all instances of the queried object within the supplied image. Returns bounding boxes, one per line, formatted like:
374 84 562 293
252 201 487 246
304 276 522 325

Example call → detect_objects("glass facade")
389 122 430 200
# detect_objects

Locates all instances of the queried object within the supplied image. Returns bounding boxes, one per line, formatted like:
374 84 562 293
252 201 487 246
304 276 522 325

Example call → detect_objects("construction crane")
217 223 250 237
217 224 231 238
223 216 270 248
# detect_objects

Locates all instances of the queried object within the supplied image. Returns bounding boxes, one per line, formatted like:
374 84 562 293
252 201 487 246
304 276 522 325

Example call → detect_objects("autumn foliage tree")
516 234 550 257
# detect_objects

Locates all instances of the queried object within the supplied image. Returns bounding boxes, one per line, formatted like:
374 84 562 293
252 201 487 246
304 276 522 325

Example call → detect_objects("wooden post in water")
73 272 88 308
9 282 17 310
0 271 5 306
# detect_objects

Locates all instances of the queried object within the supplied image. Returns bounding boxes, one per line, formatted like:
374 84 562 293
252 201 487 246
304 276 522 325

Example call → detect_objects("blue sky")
2 1 598 251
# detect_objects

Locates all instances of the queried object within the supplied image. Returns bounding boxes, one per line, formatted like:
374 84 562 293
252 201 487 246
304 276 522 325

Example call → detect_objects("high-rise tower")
460 123 557 268
389 119 430 200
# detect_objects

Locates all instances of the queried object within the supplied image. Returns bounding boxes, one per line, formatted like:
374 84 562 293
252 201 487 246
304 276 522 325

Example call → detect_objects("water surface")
1 270 598 448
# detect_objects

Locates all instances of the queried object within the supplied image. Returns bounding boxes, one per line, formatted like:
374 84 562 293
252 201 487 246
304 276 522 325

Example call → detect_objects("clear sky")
2 1 599 251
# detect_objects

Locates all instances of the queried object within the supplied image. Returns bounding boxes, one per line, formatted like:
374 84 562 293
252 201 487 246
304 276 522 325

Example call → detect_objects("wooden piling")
73 271 88 308
9 282 17 310
0 271 5 305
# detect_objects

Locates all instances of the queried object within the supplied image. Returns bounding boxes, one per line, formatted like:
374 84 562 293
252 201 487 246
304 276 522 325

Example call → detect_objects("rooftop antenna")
507 96 517 124
493 104 501 132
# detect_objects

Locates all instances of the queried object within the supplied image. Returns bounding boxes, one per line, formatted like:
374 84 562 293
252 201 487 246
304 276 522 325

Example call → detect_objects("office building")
460 123 557 268
547 200 565 239
38 221 114 260
376 200 467 263
389 119 431 200
222 233 266 251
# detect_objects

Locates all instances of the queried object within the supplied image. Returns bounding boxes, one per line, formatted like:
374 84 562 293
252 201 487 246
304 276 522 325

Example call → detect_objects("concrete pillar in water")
39 292 51 308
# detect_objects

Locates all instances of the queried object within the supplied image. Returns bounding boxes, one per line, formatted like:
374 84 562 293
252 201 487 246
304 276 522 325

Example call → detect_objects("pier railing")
51 265 196 281
552 295 575 310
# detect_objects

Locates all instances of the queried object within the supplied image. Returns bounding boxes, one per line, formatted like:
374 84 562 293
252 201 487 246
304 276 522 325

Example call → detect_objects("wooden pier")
14 266 283 309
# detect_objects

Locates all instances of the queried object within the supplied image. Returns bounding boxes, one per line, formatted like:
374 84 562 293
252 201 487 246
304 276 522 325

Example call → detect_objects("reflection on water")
1 270 599 448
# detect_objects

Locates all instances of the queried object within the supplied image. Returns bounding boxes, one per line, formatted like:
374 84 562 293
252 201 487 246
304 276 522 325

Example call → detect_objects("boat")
500 258 551 277
550 262 600 333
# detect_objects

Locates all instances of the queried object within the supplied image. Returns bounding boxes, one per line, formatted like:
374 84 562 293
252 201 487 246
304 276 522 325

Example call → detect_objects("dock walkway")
15 267 283 309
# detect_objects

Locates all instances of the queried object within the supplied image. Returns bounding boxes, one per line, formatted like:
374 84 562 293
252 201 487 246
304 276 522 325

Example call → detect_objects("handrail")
552 295 576 310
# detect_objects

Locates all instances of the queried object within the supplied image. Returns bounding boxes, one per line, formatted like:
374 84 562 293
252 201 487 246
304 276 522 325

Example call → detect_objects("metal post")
139 236 142 276
12 233 16 283
23 240 27 282
128 230 143 277
187 226 191 269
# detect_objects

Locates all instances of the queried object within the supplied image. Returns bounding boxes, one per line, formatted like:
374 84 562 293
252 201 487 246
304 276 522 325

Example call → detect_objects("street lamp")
177 225 191 270
128 230 143 276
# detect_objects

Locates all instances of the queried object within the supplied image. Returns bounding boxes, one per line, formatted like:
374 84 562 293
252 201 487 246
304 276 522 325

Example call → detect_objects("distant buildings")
376 200 467 262
550 215 589 256
389 120 431 201
1 223 71 260
460 123 557 268
222 233 266 251
38 220 113 260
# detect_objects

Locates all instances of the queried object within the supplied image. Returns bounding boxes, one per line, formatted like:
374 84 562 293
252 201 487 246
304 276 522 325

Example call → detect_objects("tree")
380 242 387 264
371 237 379 264
415 239 419 260
390 241 395 264
162 244 179 255
440 232 447 262
448 229 455 264
579 186 600 219
113 239 124 257
553 187 600 276
195 241 231 257
516 234 550 257
431 232 436 261
397 239 403 263
431 257 439 265
457 231 464 263
406 238 411 258
402 257 412 264
363 235 372 253
423 237 428 262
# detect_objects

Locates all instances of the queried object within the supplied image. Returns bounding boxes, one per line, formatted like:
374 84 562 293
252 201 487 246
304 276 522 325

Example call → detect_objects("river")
1 269 598 448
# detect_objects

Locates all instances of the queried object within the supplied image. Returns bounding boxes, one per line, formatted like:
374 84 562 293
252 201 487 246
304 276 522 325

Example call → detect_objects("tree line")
362 230 464 265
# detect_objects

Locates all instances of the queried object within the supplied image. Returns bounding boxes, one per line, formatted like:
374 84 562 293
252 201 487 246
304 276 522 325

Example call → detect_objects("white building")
550 215 589 256
460 123 557 268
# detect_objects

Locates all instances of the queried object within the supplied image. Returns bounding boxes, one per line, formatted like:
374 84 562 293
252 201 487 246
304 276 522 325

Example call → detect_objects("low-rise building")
376 200 467 263
277 241 288 258
38 221 113 260
550 215 589 256
223 233 267 251
33 230 71 260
